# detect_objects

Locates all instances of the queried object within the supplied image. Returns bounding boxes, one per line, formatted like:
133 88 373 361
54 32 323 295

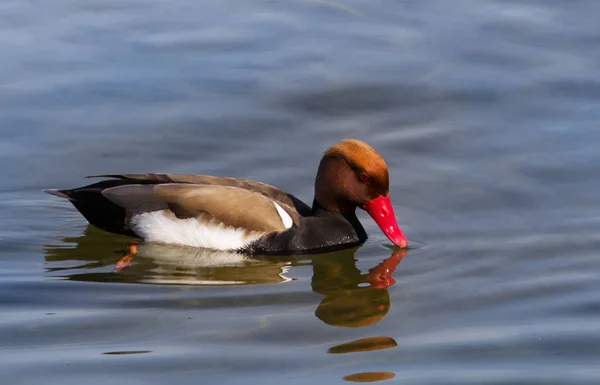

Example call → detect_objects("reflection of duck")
328 336 398 354
343 372 396 383
45 139 407 255
313 250 404 383
45 228 405 293
44 226 291 286
313 251 404 382
312 249 406 328
131 243 293 285
45 231 406 383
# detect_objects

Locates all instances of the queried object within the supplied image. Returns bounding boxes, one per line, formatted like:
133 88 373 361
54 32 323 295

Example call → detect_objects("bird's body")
46 139 407 255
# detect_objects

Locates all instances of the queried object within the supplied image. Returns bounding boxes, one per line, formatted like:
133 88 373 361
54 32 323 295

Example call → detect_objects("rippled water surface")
2 0 600 384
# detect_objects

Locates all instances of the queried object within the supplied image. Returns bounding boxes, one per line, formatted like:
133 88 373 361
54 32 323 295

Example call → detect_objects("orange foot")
115 243 138 272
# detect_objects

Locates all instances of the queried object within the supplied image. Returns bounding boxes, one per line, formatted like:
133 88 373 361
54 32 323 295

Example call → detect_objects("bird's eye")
359 173 369 183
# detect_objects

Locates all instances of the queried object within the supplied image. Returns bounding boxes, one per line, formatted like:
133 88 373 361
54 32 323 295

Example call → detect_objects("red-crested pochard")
45 139 408 254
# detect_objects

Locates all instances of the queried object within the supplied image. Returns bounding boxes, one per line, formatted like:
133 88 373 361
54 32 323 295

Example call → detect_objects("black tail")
43 189 72 200
44 179 151 237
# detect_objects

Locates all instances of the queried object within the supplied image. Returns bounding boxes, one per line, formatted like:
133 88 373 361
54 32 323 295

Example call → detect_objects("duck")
45 139 408 255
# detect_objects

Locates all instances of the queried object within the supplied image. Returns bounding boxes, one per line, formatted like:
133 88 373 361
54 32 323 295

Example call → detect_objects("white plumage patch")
131 210 264 250
273 202 293 229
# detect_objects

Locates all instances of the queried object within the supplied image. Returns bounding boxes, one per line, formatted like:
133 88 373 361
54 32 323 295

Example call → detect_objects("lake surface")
2 0 600 384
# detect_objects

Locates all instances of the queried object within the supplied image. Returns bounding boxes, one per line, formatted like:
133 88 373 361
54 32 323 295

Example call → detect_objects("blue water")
2 0 600 384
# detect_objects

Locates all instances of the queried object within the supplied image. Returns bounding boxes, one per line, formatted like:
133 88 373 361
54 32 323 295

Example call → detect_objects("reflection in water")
313 250 405 327
125 243 293 286
328 336 398 354
44 226 406 381
343 372 396 383
312 251 404 383
44 226 406 293
103 350 152 355
44 226 292 285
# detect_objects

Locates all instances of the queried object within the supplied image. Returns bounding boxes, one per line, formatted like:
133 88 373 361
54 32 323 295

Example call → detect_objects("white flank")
131 211 263 250
273 202 293 229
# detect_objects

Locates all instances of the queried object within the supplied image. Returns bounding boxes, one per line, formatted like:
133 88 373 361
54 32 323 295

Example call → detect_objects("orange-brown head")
315 139 407 248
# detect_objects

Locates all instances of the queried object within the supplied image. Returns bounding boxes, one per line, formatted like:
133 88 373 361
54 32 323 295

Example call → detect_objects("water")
2 0 600 383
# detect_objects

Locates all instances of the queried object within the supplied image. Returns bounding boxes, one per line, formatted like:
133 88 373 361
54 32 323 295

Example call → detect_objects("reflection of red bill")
365 249 407 289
